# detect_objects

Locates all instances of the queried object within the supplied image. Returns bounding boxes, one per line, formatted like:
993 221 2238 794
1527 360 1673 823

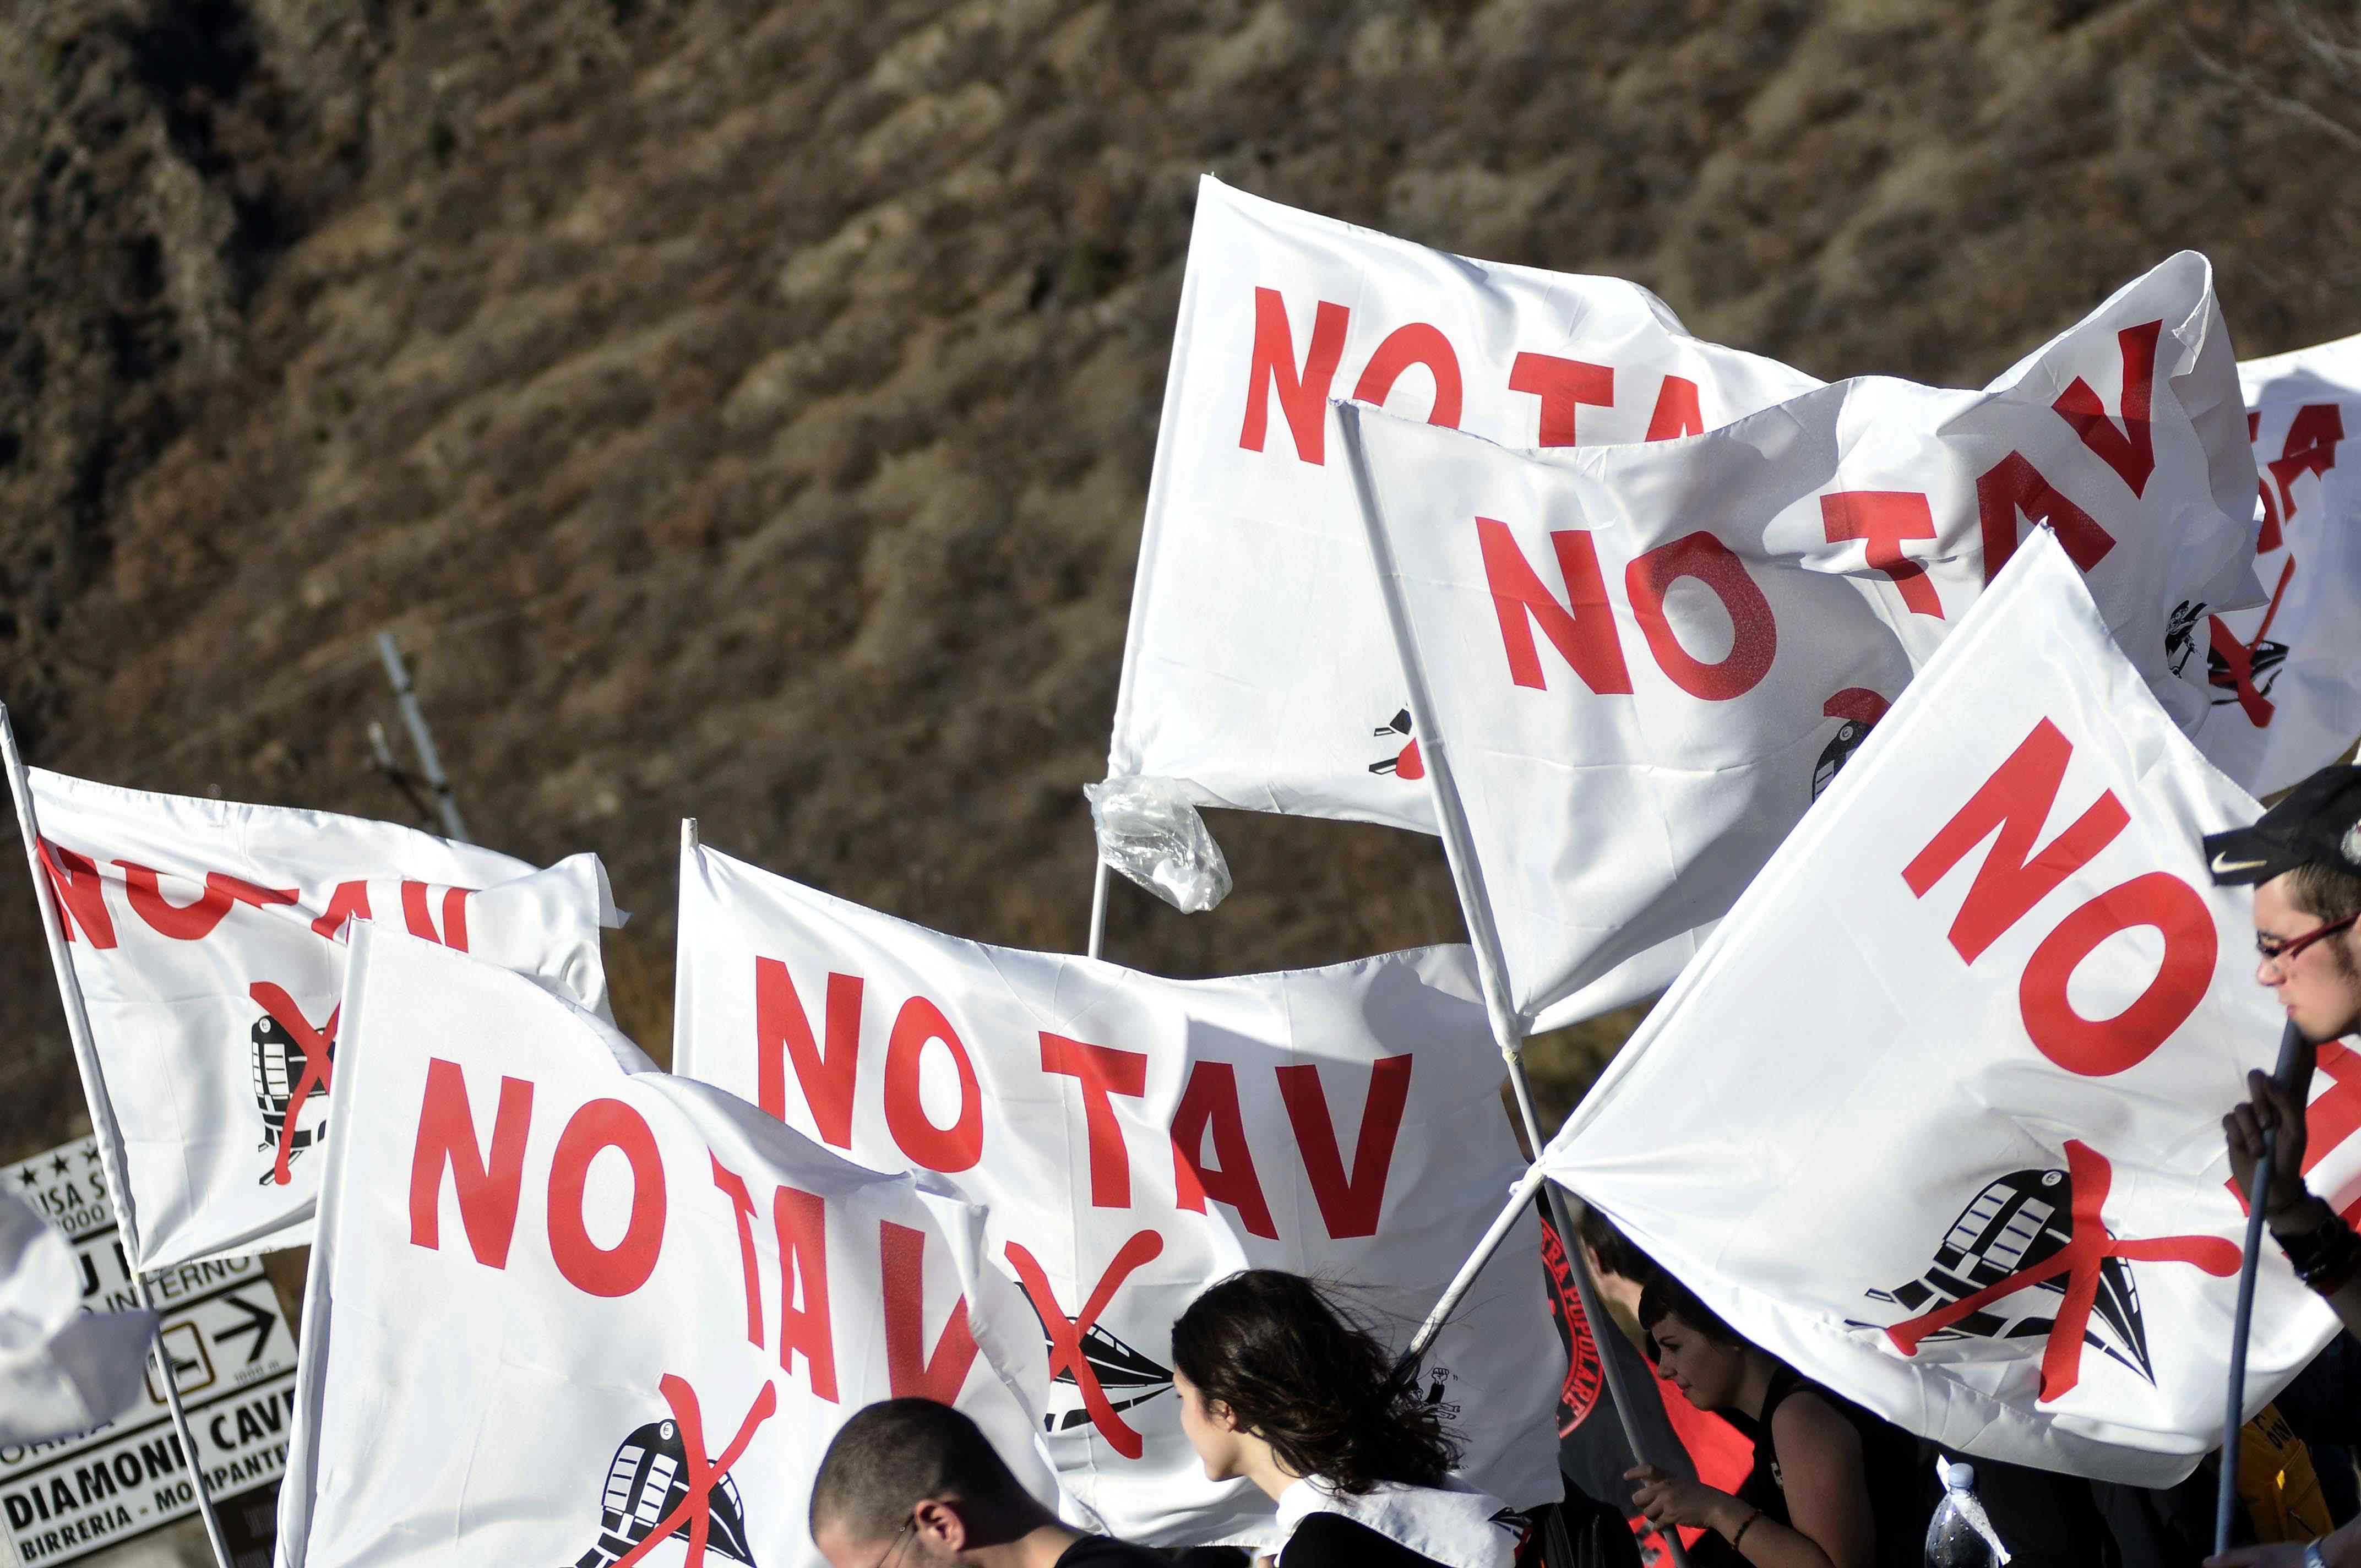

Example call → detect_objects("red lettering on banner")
1645 375 1703 441
1040 1033 1149 1207
1821 492 1943 619
1277 1055 1412 1239
547 1099 667 1298
880 1219 981 1402
2266 404 2343 539
1887 1140 2237 1400
1902 718 2129 963
711 1156 765 1347
1624 532 1778 700
1169 1060 1278 1239
311 880 371 940
1239 288 1348 463
117 865 297 941
1005 1231 1165 1459
1976 453 2115 582
2018 872 2216 1076
611 1374 777 1568
2228 1042 2361 1224
1354 323 1464 429
2053 320 2162 498
774 1185 839 1398
408 1058 533 1267
250 984 337 1187
37 841 116 948
1509 353 1613 447
884 998 983 1172
1476 519 1634 695
400 880 472 951
754 959 862 1142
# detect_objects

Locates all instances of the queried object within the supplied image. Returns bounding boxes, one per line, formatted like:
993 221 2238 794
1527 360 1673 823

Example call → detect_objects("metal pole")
2216 1019 2313 1554
1086 858 1111 960
376 631 470 843
1 706 237 1568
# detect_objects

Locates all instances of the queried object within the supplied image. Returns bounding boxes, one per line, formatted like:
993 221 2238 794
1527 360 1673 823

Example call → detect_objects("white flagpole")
1339 405 1690 1566
0 706 236 1568
377 631 469 843
1086 858 1111 960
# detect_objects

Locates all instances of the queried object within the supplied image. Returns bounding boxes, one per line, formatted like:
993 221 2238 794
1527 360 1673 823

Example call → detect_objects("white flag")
1535 530 2340 1484
673 842 1560 1546
1107 176 1823 837
12 764 618 1270
0 1188 157 1446
1344 250 2262 1033
2189 333 2361 793
279 923 1053 1568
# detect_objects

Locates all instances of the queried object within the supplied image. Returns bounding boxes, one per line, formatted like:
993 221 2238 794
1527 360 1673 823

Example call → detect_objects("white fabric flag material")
279 923 1053 1568
673 843 1560 1547
0 1186 157 1445
1344 250 2262 1033
2188 333 2361 793
1107 176 1824 838
14 767 618 1271
1536 530 2342 1484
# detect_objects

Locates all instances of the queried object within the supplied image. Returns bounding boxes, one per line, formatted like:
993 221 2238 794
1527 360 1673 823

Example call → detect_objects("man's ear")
913 1496 969 1554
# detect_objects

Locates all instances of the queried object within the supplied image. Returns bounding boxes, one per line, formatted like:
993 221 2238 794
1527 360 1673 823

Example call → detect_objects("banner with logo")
2189 333 2361 793
0 1184 155 1448
12 766 619 1271
673 842 1562 1545
1342 250 2262 1032
1106 176 1824 843
278 924 1054 1568
1534 531 2340 1484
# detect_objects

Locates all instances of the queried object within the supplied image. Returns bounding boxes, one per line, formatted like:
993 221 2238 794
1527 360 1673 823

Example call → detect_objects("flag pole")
1 706 237 1568
1087 858 1110 960
2216 1018 2314 1554
1339 406 1689 1567
377 630 470 843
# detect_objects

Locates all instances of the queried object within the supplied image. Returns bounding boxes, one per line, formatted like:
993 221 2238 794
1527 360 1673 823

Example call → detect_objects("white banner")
0 1185 155 1447
1106 176 1823 837
1536 530 2342 1484
1343 250 2263 1031
673 842 1560 1546
279 924 1054 1568
2189 333 2361 793
13 766 618 1271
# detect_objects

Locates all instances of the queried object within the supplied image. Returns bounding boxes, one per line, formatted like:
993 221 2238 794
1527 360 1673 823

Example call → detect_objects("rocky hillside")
3 0 2356 1159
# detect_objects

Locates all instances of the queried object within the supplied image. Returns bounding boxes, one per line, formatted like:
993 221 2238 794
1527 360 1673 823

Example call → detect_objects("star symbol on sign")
51 1156 69 1177
16 1168 36 1189
83 1148 100 1166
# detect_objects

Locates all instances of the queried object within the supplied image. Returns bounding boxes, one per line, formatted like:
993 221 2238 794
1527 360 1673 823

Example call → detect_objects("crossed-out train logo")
1812 689 1891 799
1862 1141 2239 1401
568 1374 774 1568
1369 708 1424 781
249 982 338 1187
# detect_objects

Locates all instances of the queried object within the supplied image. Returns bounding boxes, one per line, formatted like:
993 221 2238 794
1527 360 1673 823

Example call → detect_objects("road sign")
0 1136 297 1566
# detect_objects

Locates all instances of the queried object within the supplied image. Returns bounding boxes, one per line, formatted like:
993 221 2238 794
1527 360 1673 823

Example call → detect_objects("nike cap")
2204 764 2361 886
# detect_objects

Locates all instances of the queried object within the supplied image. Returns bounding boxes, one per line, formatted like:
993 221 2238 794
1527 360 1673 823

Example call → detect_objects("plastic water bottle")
1925 1457 2012 1566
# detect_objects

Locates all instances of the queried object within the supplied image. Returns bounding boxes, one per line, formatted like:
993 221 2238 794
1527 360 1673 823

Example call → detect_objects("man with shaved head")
809 1400 1168 1568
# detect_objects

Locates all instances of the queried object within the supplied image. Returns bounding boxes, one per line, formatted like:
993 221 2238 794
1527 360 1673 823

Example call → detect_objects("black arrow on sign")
212 1293 278 1366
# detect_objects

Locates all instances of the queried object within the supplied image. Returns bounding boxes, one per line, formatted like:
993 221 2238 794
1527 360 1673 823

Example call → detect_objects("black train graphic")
2210 639 2291 705
1862 1164 2155 1384
568 1416 757 1567
1811 719 1874 799
1037 1317 1173 1435
251 1012 330 1181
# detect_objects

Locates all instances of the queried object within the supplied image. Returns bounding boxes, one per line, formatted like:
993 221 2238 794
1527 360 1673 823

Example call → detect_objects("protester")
809 1398 1166 1568
2204 766 2361 1567
1168 1269 1526 1568
1625 1274 1921 1568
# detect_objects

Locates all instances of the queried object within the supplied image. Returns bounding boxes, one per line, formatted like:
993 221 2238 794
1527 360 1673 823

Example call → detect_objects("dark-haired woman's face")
1649 1316 1747 1411
1174 1371 1245 1482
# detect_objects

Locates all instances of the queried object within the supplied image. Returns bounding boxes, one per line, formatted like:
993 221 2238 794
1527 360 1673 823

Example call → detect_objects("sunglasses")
2256 911 2361 966
871 1520 918 1568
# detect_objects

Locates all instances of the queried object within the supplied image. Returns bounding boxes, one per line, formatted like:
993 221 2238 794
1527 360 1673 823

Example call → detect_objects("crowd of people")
808 763 2361 1568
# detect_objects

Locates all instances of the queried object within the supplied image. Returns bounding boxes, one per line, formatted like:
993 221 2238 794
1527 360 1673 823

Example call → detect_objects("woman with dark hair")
1168 1269 1525 1568
1625 1275 1921 1568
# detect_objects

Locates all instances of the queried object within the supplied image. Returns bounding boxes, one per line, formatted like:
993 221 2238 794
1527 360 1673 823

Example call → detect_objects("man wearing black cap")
2204 765 2361 1568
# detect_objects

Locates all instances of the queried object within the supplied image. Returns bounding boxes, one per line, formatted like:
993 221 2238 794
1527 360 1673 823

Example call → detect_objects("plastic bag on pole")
1084 777 1232 913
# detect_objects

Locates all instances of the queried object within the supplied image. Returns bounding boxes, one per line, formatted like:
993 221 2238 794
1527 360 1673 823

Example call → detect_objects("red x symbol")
251 983 338 1188
1885 1141 2239 1401
613 1374 777 1568
2207 558 2298 728
1004 1230 1164 1460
